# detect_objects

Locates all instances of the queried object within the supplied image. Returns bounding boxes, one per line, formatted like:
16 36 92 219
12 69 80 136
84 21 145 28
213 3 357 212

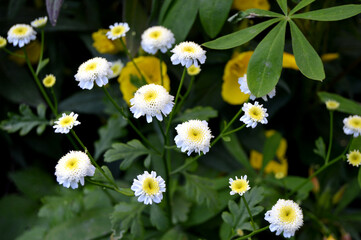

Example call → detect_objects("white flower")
343 115 361 137
141 26 175 55
325 99 340 110
229 175 250 196
346 150 361 167
106 22 130 40
238 74 276 101
130 84 174 123
240 101 269 128
53 112 80 134
7 24 36 48
109 59 124 79
174 120 213 156
55 151 96 189
170 41 206 68
31 16 48 28
131 171 166 205
74 57 112 90
264 199 304 238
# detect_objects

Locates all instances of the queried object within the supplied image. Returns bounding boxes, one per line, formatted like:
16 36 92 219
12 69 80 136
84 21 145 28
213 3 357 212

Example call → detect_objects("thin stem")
119 38 146 82
156 120 166 140
241 195 256 231
222 124 246 137
2 47 25 58
86 178 133 196
50 87 58 114
325 111 334 164
35 29 45 75
174 75 195 115
234 225 269 240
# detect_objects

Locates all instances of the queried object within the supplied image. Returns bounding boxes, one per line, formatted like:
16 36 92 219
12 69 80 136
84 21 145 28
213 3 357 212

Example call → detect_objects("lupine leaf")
292 4 361 21
289 0 315 15
276 0 288 15
318 92 361 115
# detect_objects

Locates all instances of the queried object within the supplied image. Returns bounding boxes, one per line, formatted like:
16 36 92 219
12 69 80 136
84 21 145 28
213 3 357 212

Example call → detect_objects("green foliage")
318 92 361 115
313 137 326 160
171 191 192 224
276 0 288 15
173 106 218 122
150 204 169 231
350 136 361 151
291 4 361 21
261 132 282 173
289 0 315 15
335 178 361 214
184 173 219 207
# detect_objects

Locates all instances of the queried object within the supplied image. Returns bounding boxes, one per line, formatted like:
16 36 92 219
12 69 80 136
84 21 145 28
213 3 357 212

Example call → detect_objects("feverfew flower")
53 112 80 134
238 74 276 101
74 57 112 90
141 26 175 54
170 41 206 68
0 36 6 48
106 22 130 40
42 74 56 88
343 115 361 137
109 59 124 79
325 100 340 110
265 199 304 238
229 175 250 196
346 150 361 167
187 64 201 76
7 24 36 48
240 101 268 128
130 84 174 123
31 16 48 28
55 151 96 189
131 171 166 205
174 120 213 156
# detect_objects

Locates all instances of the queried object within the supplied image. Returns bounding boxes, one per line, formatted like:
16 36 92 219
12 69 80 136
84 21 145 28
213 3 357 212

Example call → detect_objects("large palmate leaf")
289 0 315 15
318 92 361 115
276 0 288 15
292 4 361 21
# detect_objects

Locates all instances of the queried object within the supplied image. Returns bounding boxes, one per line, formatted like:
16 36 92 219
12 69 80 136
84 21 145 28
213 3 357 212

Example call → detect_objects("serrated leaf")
172 191 192 224
261 132 282 174
46 0 64 26
173 106 218 122
292 4 361 21
91 166 115 184
247 20 287 97
318 92 361 115
289 0 315 15
150 204 170 231
289 20 325 81
313 137 326 159
276 0 288 15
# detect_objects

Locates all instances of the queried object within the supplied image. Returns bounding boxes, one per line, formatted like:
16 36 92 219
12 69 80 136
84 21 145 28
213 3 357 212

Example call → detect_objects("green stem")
174 75 195 115
86 178 133 196
325 111 333 164
50 87 58 114
241 195 256 231
2 47 25 58
35 29 45 75
234 225 269 240
222 124 246 137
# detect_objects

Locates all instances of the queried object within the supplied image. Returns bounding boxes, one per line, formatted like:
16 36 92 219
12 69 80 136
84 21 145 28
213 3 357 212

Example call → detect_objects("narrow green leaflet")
261 132 282 174
289 0 315 15
202 18 280 50
276 0 288 15
318 92 361 115
313 137 326 160
289 20 325 81
173 106 218 122
243 8 284 18
36 58 49 75
247 20 287 97
292 4 361 21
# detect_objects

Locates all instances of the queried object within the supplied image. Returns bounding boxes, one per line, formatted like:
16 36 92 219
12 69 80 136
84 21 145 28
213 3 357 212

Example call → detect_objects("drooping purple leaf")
46 0 64 26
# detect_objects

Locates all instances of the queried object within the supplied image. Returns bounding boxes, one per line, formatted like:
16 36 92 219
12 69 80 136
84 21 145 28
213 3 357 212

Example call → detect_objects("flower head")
109 60 124 79
31 16 48 28
187 65 201 76
42 74 56 88
346 150 361 167
239 74 276 101
106 22 130 40
343 115 361 137
265 199 304 238
74 57 112 90
141 26 175 54
55 151 95 189
131 171 166 205
174 120 213 156
229 175 250 196
7 24 36 48
53 112 80 134
325 100 340 110
92 29 124 54
0 36 7 48
130 84 174 123
240 101 268 128
170 41 206 68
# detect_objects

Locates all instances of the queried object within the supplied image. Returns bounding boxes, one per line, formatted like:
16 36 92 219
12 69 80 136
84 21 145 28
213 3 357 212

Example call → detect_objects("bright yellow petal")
282 52 299 70
91 29 125 54
232 0 270 11
321 53 339 62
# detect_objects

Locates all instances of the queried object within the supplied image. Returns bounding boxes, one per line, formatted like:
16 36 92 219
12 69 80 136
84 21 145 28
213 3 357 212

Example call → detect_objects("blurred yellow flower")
9 40 41 65
232 0 270 11
250 130 288 176
282 52 299 70
321 53 339 62
91 29 125 54
118 56 170 105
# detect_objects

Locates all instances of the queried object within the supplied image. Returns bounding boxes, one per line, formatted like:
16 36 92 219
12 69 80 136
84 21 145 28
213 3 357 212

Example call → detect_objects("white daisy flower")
74 57 112 90
0 36 7 48
106 22 130 40
109 59 124 79
130 84 174 123
31 16 48 28
238 74 276 101
240 101 268 128
7 24 36 48
346 150 361 167
53 112 80 134
55 151 96 189
174 120 213 156
131 171 166 205
325 100 340 110
264 199 304 238
170 41 206 68
229 175 250 196
141 26 175 55
343 115 361 137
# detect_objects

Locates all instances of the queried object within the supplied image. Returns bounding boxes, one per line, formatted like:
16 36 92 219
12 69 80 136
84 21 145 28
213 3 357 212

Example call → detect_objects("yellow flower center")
85 62 97 71
183 46 195 53
349 152 361 165
142 177 159 195
187 65 200 76
349 118 361 129
65 158 79 170
111 26 125 36
60 116 74 127
111 65 120 73
43 76 55 87
249 106 263 121
279 206 296 223
188 128 203 142
231 179 248 193
144 90 158 102
326 100 339 110
0 38 6 48
14 26 28 35
149 30 161 39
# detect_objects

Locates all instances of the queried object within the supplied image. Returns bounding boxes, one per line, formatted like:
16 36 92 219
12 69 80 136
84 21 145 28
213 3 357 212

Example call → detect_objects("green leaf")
104 139 151 170
158 0 173 23
292 4 361 21
199 0 233 38
173 106 218 122
36 58 50 75
172 191 192 224
350 136 361 152
91 166 116 185
130 74 147 89
261 132 282 173
247 20 287 97
283 176 313 200
203 18 280 50
150 204 170 231
313 137 326 159
161 228 188 240
335 178 361 214
16 226 47 240
318 92 361 115
289 20 325 81
243 8 284 18
289 0 315 15
276 0 288 15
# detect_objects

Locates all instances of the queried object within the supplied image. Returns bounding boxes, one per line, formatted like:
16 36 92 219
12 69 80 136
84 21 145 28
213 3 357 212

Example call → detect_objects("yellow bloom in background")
9 40 41 65
91 29 125 54
282 52 299 70
0 36 7 48
250 130 288 176
118 56 170 105
42 74 56 88
321 53 339 62
232 0 270 11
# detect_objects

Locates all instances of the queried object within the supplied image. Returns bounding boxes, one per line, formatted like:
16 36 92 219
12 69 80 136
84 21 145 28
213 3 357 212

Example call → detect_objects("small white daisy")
53 112 80 134
74 57 112 90
346 150 361 167
106 22 130 40
229 175 250 196
238 74 276 101
343 115 361 137
141 26 175 55
42 74 56 88
7 24 36 48
325 100 340 110
187 64 201 76
0 36 7 48
264 199 304 238
170 41 206 68
240 101 269 128
31 16 48 28
131 171 166 205
55 151 96 189
174 120 213 156
109 59 124 79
